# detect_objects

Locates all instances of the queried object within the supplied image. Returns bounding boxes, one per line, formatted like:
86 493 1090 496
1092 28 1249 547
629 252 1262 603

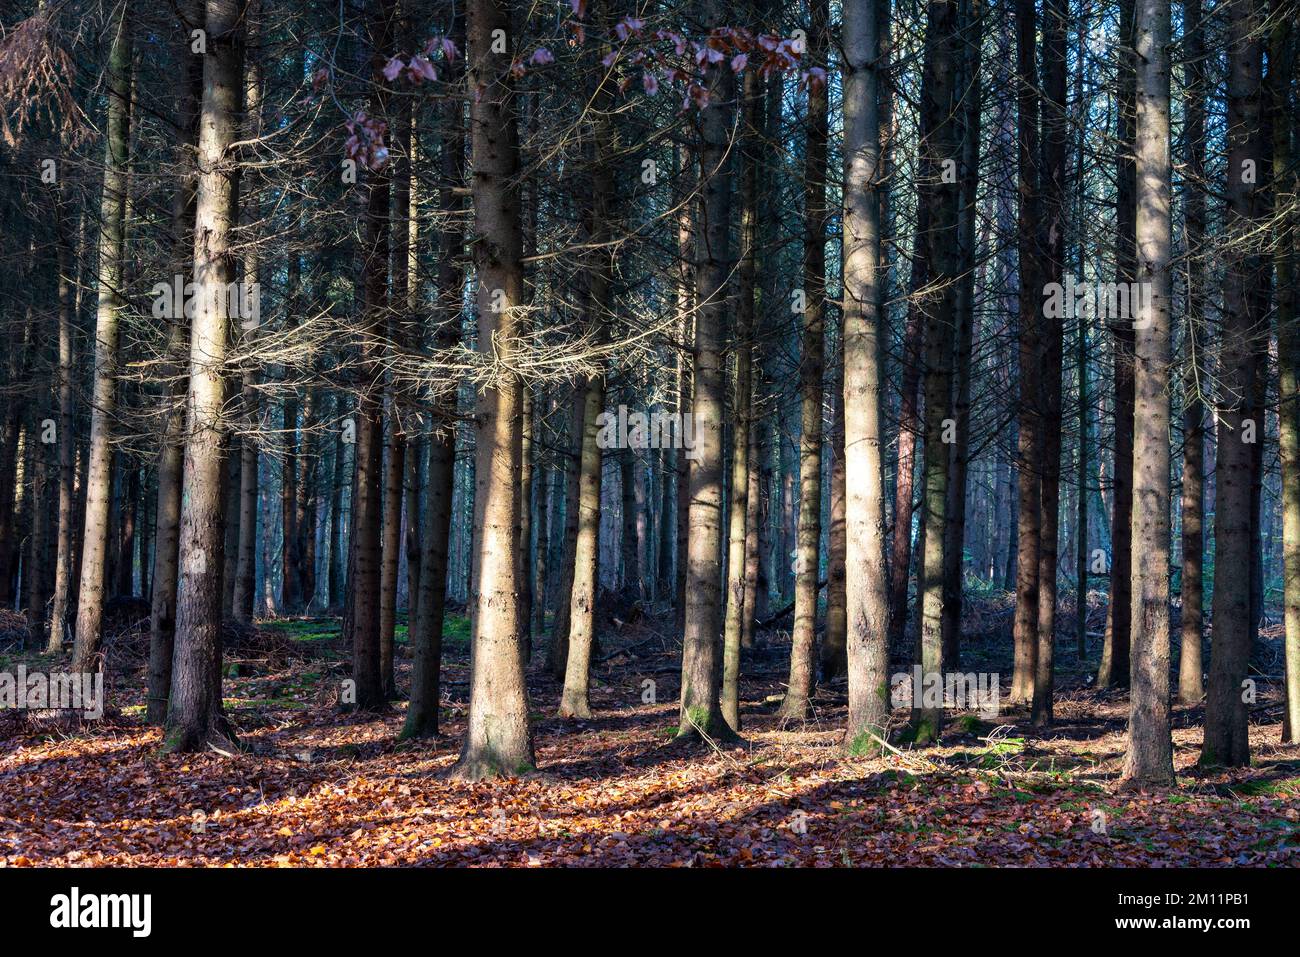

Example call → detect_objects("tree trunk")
676 0 738 744
1121 0 1175 787
1010 0 1042 708
70 3 132 678
1178 0 1209 706
1274 9 1299 743
345 0 396 713
402 17 464 736
148 0 203 721
451 0 535 778
164 0 244 753
842 0 892 755
909 0 962 745
722 64 761 732
1032 0 1067 726
1100 0 1137 689
779 0 829 722
1203 0 1265 769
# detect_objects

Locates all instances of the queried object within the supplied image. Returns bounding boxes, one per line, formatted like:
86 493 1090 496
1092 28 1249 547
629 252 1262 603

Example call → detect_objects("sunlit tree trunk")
676 0 738 743
1121 0 1175 787
451 0 536 777
842 0 892 755
71 3 132 678
164 0 244 753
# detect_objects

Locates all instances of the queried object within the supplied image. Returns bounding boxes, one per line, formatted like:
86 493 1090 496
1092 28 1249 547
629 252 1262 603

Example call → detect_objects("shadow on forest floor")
1 593 1298 866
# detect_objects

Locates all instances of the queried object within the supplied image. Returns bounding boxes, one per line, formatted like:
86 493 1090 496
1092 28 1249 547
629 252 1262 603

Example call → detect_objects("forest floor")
1 595 1298 867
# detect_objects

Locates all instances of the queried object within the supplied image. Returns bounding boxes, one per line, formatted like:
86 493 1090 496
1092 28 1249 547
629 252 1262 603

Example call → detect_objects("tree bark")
842 0 893 755
148 0 203 721
676 0 739 743
1178 0 1209 706
451 0 536 778
1121 0 1175 787
779 0 829 722
164 0 244 753
1203 0 1265 769
70 3 132 678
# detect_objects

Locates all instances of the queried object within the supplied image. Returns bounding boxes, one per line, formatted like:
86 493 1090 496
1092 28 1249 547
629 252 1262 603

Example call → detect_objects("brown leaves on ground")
1 613 1297 867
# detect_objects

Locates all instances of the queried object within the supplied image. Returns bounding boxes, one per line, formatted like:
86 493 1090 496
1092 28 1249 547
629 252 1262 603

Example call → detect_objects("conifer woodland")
1 0 1299 877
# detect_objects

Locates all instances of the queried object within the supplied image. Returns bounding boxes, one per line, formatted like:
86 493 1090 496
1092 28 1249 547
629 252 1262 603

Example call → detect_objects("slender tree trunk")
780 0 829 722
676 0 738 743
842 0 892 755
1203 0 1265 769
70 3 132 677
560 8 616 720
1121 0 1175 787
148 0 203 720
345 0 396 712
1032 0 1068 726
741 399 762 651
941 0 982 674
1178 0 1209 706
1100 0 1137 689
164 0 244 753
402 14 463 736
48 146 82 652
451 0 535 778
722 64 761 732
559 373 604 719
532 396 550 639
888 232 925 652
1274 9 1299 743
909 0 963 744
823 367 848 679
548 387 581 678
1010 0 1042 707
231 12 263 624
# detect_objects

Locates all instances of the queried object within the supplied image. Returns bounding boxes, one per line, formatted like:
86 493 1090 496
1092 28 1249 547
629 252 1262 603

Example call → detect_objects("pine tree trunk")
560 10 615 720
1120 0 1175 787
1178 0 1209 706
147 1 203 720
402 23 464 736
780 0 829 722
451 0 535 778
1010 0 1042 707
910 0 962 745
164 0 244 753
721 64 761 732
70 3 132 678
346 0 396 713
1100 0 1137 689
1203 0 1265 769
1273 10 1299 744
842 0 892 755
1032 0 1067 726
676 0 738 743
